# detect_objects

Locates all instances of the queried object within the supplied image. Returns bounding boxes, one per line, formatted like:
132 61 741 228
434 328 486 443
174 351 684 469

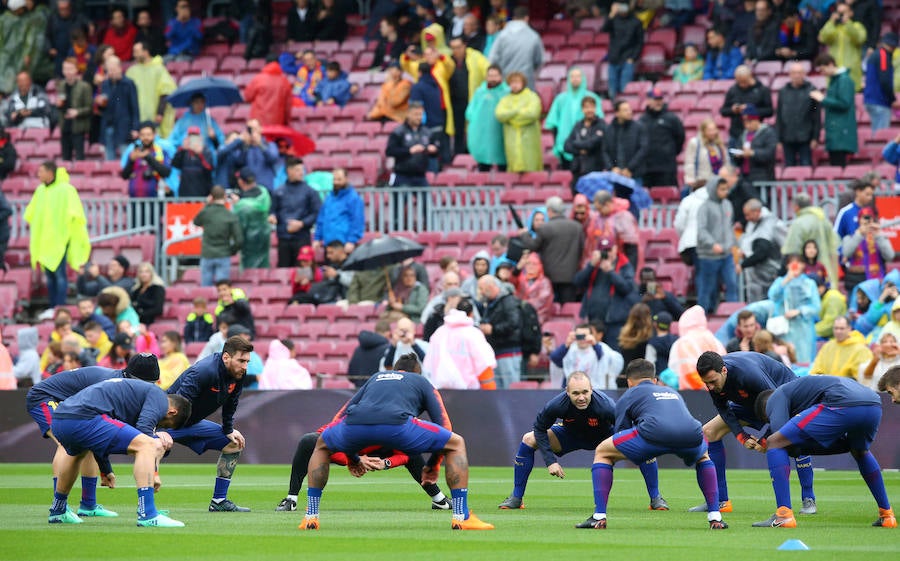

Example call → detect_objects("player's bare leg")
130 434 183 527
48 450 87 524
209 439 250 512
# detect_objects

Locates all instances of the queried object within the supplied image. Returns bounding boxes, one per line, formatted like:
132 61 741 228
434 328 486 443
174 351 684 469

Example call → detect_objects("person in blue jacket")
313 167 365 252
703 28 744 80
882 132 900 188
313 61 355 107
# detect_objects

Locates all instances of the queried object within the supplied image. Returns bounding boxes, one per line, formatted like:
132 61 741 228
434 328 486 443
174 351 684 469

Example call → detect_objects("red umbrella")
260 125 316 157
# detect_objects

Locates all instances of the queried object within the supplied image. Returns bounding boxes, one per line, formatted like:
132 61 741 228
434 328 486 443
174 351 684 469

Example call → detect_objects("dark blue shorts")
28 400 59 438
612 428 707 466
51 415 142 457
779 404 881 453
549 424 606 455
322 418 452 456
163 419 233 454
729 403 765 431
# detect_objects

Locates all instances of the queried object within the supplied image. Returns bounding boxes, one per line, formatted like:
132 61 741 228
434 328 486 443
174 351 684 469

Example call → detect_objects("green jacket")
820 69 858 154
347 268 387 304
233 187 271 269
55 78 94 135
193 202 242 259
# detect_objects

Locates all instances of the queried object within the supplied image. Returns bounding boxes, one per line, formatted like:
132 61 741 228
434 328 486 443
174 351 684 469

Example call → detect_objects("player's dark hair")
737 309 755 322
878 366 900 392
624 359 657 380
167 394 193 429
754 389 774 421
223 336 254 356
392 352 422 374
696 351 724 377
456 298 474 316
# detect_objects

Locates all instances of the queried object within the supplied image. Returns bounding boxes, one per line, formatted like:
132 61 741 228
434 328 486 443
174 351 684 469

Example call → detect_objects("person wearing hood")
519 197 585 303
817 2 866 91
448 36 489 155
424 300 497 390
259 339 312 390
98 286 141 334
526 206 547 239
546 67 603 168
767 254 821 364
169 93 225 154
783 193 841 288
695 175 739 315
638 87 685 188
368 61 412 123
313 61 354 108
841 206 895 294
810 53 858 167
495 71 542 172
245 56 293 126
465 64 508 171
232 168 272 270
738 199 785 302
461 250 491 301
668 305 727 390
13 326 41 387
422 274 481 333
24 161 91 316
573 237 637 349
348 319 393 388
126 41 176 137
811 274 847 339
848 271 900 338
563 97 608 194
516 252 554 325
809 316 873 378
400 40 456 142
477 275 522 388
487 6 543 90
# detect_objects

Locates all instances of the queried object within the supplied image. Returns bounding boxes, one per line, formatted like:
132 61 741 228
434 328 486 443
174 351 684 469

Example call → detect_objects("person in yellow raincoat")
126 40 176 137
24 161 91 315
401 23 456 139
817 4 867 90
494 72 543 172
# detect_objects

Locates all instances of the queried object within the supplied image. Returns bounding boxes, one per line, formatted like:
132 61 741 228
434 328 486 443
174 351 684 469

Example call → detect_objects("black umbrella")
342 236 425 302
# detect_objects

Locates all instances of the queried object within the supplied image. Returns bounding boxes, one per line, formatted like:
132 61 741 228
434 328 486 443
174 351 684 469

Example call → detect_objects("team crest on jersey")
587 417 599 427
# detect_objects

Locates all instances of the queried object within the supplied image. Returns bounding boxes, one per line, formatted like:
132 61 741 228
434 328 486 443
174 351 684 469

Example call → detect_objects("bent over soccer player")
49 378 192 527
300 352 494 531
276 428 450 511
753 375 896 528
694 351 816 514
498 371 669 511
26 353 162 520
879 366 900 403
164 336 252 512
577 359 728 530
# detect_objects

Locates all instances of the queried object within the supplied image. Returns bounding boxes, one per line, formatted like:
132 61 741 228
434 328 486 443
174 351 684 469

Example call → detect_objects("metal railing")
356 186 509 233
7 197 165 241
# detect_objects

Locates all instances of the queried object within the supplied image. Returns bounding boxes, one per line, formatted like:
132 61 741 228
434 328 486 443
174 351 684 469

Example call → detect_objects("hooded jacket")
545 67 604 162
815 288 848 339
126 55 176 137
314 185 364 246
767 270 821 364
668 305 727 390
848 270 900 337
259 339 312 390
23 167 91 273
465 79 509 166
13 327 41 386
245 62 293 126
674 184 710 253
348 330 391 387
424 309 497 390
782 205 841 287
368 76 411 123
495 87 543 172
487 19 544 89
461 250 490 301
818 18 867 90
696 176 736 260
809 329 873 378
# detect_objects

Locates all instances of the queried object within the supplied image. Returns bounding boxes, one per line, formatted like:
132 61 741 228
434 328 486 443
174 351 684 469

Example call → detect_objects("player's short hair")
737 310 755 322
624 359 657 381
167 394 193 429
754 389 774 421
696 351 724 376
392 352 422 374
566 371 591 388
223 336 254 356
878 366 900 392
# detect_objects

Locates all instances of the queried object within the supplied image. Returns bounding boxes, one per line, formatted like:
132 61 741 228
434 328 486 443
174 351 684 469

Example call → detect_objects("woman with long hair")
130 262 166 326
158 330 189 390
801 240 827 280
618 302 654 365
683 117 730 190
516 252 554 324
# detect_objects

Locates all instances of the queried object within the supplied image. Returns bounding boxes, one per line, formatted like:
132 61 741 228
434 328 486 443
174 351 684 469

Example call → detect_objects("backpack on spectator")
519 299 542 356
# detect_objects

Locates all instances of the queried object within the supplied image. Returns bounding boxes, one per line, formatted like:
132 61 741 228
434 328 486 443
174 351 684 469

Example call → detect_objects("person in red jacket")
101 7 138 61
245 56 293 126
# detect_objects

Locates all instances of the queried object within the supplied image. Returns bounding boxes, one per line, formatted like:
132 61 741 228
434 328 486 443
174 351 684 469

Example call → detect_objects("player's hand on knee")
348 461 367 478
227 429 245 449
101 472 116 489
548 463 565 479
156 431 174 451
421 465 439 485
153 472 162 491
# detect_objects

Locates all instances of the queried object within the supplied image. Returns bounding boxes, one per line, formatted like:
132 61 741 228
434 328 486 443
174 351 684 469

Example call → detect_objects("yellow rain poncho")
495 87 543 172
126 55 177 137
24 167 91 273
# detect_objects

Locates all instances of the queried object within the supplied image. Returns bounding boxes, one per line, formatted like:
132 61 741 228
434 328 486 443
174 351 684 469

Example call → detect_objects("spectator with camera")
120 121 172 198
172 126 214 198
637 267 683 320
218 119 279 192
573 237 637 351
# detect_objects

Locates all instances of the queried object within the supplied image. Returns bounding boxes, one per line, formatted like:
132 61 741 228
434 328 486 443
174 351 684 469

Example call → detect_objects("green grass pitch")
1 464 898 560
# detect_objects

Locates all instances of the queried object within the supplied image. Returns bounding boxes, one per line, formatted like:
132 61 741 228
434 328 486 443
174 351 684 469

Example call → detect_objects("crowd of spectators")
1 0 900 394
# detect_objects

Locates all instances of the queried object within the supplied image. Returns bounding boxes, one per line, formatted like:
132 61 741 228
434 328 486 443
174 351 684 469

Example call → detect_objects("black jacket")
348 330 391 387
217 299 256 339
603 15 644 65
745 18 778 61
738 124 777 183
371 37 407 70
604 119 648 178
386 122 439 177
563 117 609 179
573 256 638 348
638 106 685 176
130 284 166 326
720 80 773 140
0 139 16 180
481 292 522 354
287 5 317 42
776 81 821 144
172 148 214 198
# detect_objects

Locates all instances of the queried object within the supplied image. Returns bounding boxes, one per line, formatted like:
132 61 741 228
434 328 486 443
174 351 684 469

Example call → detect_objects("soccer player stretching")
753 375 896 528
300 353 493 530
26 354 161 520
163 336 253 512
694 352 816 514
879 366 900 403
498 371 669 511
49 378 191 527
577 359 728 530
